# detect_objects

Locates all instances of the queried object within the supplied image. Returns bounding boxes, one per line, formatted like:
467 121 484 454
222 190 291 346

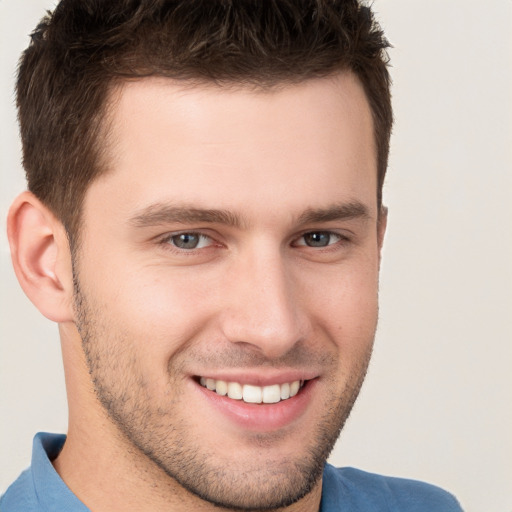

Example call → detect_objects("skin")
8 72 386 512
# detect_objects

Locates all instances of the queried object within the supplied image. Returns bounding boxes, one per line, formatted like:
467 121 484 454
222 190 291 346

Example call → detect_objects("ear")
377 205 388 256
7 191 75 323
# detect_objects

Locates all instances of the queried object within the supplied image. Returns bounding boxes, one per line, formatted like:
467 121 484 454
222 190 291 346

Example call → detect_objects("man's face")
72 73 384 510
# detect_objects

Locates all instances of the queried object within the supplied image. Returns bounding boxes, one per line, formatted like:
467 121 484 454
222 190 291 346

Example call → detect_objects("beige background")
1 1 511 511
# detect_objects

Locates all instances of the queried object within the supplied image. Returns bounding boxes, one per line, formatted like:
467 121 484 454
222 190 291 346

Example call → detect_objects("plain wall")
1 2 511 511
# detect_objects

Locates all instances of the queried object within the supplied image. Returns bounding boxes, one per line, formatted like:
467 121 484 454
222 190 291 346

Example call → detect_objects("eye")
166 232 213 250
295 231 342 248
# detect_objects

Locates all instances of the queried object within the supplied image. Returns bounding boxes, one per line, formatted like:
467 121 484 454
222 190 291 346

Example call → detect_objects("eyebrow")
129 204 244 229
297 201 371 224
129 200 370 229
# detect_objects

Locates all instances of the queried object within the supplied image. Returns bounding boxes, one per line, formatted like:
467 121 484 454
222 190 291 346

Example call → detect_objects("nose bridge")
221 242 307 358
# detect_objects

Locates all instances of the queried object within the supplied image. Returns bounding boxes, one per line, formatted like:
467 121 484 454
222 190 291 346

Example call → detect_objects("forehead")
89 73 377 223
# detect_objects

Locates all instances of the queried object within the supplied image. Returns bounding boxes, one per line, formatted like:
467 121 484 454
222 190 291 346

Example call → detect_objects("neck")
53 424 323 512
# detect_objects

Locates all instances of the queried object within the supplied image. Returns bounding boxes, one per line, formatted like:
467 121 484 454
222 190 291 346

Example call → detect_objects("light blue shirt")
1 433 463 511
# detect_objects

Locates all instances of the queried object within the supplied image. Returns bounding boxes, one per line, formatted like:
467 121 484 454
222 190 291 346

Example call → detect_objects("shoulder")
1 432 88 512
321 464 463 512
1 468 40 512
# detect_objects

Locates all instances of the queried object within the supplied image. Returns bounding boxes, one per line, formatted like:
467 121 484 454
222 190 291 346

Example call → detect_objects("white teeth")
215 380 228 396
263 384 281 404
227 382 243 400
243 384 262 404
290 380 300 397
200 378 305 404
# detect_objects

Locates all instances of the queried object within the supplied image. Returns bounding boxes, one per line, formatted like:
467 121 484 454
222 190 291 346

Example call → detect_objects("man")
1 1 463 511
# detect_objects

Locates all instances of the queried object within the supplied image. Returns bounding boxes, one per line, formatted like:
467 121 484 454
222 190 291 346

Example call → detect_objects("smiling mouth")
198 377 306 404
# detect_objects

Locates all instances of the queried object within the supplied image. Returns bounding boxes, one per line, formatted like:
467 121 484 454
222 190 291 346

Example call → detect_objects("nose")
219 246 310 359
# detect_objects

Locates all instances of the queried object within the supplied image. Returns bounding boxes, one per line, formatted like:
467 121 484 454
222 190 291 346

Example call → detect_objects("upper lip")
193 370 319 387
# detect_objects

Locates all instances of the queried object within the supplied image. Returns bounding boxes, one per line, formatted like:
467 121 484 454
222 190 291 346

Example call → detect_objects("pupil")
306 232 329 247
174 233 198 249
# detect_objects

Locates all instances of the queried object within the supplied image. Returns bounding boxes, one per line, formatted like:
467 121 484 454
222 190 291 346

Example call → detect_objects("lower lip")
194 379 317 432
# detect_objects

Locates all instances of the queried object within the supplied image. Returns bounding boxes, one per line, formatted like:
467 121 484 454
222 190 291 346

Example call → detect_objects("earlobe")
7 191 75 323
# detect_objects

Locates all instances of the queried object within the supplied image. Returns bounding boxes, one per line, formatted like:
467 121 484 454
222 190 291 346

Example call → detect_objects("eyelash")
158 230 350 253
159 232 216 252
293 231 346 249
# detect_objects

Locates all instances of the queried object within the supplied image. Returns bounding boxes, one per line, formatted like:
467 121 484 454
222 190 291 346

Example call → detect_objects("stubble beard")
73 272 374 511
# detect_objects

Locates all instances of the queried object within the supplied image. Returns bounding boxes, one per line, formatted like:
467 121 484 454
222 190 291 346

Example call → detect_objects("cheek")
97 265 222 356
302 258 380 333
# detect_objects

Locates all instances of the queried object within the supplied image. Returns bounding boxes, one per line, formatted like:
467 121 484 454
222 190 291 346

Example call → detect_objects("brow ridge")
130 204 243 228
129 200 370 230
297 201 370 224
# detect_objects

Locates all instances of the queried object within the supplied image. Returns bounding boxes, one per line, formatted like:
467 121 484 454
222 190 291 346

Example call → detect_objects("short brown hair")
16 0 392 239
